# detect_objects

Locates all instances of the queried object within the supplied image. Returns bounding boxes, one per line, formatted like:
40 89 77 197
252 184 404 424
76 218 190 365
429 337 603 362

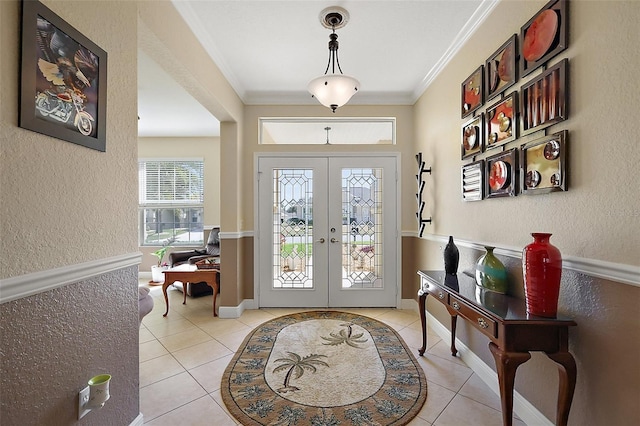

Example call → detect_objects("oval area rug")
221 311 427 425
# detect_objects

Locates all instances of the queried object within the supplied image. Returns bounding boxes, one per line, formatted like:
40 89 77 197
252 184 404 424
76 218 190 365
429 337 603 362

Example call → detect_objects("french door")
256 155 399 308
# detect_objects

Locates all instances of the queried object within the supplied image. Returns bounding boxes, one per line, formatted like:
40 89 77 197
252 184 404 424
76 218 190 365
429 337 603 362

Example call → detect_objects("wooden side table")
418 270 577 426
162 264 220 317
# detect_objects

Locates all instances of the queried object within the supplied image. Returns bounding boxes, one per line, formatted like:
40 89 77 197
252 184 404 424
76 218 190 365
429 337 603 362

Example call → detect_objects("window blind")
139 160 204 205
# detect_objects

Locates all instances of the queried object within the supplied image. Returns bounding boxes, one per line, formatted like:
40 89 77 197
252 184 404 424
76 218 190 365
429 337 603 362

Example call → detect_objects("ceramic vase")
443 236 459 275
522 233 562 317
475 246 508 294
151 265 167 283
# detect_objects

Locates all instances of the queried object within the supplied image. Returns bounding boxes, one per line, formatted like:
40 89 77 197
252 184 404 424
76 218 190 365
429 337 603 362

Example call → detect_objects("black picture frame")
520 58 568 136
485 34 518 101
486 91 518 150
461 66 484 118
461 114 484 160
20 0 107 152
520 0 568 78
461 160 484 202
520 130 568 194
486 148 518 198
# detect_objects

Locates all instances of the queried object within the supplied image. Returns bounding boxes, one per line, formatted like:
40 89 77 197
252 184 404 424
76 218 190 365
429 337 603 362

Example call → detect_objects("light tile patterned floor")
139 280 525 425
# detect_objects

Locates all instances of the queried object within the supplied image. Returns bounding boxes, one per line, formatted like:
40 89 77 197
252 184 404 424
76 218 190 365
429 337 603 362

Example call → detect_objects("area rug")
221 311 427 425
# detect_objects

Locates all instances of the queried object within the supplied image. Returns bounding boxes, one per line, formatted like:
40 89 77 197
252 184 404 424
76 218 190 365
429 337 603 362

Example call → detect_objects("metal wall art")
486 148 518 199
520 0 568 77
485 35 518 101
461 66 484 118
520 130 567 194
20 0 108 151
461 114 484 159
520 58 567 136
461 160 484 202
415 152 432 237
456 0 571 202
485 92 517 150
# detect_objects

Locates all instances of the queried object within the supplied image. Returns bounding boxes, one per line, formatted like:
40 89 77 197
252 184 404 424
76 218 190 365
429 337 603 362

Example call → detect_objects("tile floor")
139 280 525 425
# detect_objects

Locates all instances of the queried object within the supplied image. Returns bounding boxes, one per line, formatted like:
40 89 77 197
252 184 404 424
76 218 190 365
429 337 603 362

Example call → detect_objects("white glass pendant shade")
308 74 360 112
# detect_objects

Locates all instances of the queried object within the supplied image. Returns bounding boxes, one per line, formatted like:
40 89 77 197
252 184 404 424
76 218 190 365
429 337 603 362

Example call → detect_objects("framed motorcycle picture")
20 0 108 152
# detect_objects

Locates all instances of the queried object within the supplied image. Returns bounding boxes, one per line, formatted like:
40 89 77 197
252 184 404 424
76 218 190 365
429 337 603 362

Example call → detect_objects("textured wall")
0 0 139 279
0 267 140 425
0 0 140 424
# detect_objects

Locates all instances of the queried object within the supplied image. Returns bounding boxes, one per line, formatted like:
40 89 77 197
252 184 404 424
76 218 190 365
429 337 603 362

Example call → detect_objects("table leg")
418 293 427 356
450 314 458 356
546 351 577 426
162 280 171 317
489 342 531 426
212 281 219 317
182 282 188 305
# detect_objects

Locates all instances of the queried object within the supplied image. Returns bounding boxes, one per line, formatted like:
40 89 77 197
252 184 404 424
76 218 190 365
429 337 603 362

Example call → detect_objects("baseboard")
129 413 144 426
218 298 257 318
425 310 553 426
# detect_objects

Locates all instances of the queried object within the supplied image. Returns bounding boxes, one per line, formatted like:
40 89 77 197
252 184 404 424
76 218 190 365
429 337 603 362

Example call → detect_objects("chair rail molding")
0 252 142 304
403 231 640 287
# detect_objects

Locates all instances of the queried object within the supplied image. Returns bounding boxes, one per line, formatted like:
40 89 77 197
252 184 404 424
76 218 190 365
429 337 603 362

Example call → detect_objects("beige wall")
412 1 640 424
414 0 639 264
1 1 139 278
0 0 140 424
138 136 221 270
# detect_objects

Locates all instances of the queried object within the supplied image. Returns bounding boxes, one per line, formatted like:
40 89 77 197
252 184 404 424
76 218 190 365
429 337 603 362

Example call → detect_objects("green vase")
475 246 508 294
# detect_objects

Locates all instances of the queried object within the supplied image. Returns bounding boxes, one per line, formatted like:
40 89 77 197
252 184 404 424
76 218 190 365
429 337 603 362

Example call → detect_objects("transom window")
138 159 204 246
259 117 395 145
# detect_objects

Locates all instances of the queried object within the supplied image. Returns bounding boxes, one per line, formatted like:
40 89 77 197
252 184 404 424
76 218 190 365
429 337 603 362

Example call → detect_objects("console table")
417 270 577 426
162 264 220 317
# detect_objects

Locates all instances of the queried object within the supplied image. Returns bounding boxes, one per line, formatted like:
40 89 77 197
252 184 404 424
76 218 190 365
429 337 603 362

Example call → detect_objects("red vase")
522 233 562 317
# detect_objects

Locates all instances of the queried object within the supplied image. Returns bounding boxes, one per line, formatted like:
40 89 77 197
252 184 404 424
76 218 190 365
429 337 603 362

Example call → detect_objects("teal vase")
475 246 508 294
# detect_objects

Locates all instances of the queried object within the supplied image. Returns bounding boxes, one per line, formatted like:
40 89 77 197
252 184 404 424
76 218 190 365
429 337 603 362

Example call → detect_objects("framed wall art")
520 130 568 194
486 148 518 198
20 0 108 152
520 58 567 136
461 114 484 160
461 160 484 202
485 34 518 101
520 0 568 77
461 66 484 118
485 91 517 150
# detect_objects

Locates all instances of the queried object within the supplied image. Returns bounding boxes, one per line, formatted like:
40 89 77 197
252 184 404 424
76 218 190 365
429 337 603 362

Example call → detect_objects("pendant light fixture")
308 7 360 113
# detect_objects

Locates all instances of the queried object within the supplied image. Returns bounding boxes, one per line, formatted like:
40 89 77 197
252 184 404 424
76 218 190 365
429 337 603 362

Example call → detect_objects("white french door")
256 155 399 308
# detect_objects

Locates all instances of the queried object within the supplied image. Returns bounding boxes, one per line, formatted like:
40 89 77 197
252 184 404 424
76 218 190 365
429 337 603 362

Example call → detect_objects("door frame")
253 152 402 309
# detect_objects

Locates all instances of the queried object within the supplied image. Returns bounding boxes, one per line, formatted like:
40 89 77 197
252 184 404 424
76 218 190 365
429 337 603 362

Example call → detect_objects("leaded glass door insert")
341 168 382 289
273 169 314 289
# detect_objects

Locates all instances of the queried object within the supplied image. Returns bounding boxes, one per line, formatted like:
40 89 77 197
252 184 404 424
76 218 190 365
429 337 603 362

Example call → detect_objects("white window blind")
139 160 204 205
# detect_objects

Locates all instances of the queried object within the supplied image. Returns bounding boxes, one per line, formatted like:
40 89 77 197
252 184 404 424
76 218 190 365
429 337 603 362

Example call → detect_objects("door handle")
316 238 325 243
330 238 340 243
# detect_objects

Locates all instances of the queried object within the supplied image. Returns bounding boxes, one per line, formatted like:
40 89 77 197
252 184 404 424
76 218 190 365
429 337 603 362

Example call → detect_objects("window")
138 159 204 246
259 117 395 145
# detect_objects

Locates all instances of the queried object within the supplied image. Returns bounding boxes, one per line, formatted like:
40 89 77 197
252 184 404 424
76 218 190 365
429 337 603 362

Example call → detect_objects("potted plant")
150 240 173 283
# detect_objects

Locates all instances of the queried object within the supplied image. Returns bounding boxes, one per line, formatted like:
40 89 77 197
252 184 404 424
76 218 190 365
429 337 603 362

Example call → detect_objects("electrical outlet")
78 386 91 419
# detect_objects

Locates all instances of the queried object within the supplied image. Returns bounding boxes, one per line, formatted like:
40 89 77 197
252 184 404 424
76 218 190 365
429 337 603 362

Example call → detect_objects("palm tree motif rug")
221 311 427 425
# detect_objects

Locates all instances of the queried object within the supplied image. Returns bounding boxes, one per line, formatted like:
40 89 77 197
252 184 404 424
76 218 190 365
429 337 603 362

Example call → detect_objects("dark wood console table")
417 270 577 426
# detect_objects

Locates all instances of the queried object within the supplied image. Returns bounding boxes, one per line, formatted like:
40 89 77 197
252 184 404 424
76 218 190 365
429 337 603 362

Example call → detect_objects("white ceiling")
138 0 497 138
